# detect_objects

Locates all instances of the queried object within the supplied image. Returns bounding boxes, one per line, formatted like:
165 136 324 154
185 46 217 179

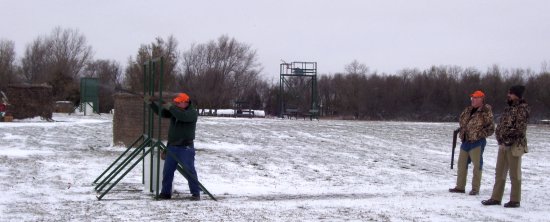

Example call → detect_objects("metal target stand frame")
278 61 319 120
93 57 216 201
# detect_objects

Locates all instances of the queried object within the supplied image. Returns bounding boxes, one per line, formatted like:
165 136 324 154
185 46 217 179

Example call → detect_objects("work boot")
157 193 171 200
190 194 200 201
481 199 501 206
504 201 520 208
449 188 466 193
469 190 479 195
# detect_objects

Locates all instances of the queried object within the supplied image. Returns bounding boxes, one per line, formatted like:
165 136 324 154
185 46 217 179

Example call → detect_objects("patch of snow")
1 113 549 221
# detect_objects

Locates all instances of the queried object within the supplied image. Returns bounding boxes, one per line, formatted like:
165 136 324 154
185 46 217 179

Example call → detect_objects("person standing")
482 85 530 208
449 90 495 195
146 93 201 201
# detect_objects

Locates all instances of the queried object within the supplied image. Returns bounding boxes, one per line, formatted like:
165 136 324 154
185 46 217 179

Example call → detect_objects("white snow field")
1 113 549 221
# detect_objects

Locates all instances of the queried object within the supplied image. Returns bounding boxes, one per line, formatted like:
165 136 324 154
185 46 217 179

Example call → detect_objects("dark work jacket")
496 99 530 148
150 102 198 146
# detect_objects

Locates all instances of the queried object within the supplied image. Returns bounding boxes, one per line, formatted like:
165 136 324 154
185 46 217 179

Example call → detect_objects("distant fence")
198 109 265 118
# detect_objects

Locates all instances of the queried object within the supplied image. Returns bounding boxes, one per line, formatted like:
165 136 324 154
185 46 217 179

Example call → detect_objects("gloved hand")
162 102 173 110
143 95 151 104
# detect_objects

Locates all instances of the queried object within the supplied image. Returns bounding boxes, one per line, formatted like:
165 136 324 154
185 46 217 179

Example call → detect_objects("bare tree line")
0 39 17 90
121 35 265 112
307 64 550 122
1 27 549 121
1 27 266 114
178 35 263 111
1 27 120 112
2 27 95 104
124 36 180 93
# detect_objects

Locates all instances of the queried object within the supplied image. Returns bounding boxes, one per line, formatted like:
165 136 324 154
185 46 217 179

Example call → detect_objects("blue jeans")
161 145 200 196
461 138 486 170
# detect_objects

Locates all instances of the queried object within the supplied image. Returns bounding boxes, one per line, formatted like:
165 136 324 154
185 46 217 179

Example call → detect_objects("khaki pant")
490 145 522 202
455 146 482 192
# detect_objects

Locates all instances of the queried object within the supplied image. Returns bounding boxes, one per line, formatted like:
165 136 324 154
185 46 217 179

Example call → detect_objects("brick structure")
55 101 75 113
6 84 54 120
113 93 175 147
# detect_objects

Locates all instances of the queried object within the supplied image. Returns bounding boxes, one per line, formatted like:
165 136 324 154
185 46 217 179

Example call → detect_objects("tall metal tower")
278 61 318 118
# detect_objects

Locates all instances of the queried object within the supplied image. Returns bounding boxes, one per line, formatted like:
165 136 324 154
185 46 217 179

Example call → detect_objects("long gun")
450 128 460 169
114 86 144 97
114 87 166 103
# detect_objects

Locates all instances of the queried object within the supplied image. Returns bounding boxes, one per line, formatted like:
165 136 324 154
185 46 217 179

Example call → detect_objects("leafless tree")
49 27 93 80
83 59 122 112
20 27 93 101
84 60 122 87
21 37 51 84
180 35 263 109
123 36 180 92
0 39 19 90
344 60 369 76
526 72 550 118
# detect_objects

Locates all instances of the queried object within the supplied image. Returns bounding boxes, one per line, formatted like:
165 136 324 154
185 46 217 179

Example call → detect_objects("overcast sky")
1 0 549 79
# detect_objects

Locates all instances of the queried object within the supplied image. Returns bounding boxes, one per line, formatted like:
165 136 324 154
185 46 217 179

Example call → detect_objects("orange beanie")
173 93 190 103
470 90 485 98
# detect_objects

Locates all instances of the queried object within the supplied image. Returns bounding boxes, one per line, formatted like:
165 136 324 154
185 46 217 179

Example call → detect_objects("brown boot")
469 190 479 195
449 188 465 193
190 194 200 201
481 199 501 206
157 193 171 200
504 201 520 208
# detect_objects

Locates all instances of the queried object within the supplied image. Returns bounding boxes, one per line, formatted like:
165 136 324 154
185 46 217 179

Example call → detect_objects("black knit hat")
509 85 525 98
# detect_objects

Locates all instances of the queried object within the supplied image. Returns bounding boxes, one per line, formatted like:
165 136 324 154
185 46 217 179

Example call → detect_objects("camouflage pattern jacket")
459 104 495 142
496 99 530 148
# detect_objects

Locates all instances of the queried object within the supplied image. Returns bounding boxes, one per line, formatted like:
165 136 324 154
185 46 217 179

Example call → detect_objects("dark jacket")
496 99 530 148
150 102 198 146
459 104 495 143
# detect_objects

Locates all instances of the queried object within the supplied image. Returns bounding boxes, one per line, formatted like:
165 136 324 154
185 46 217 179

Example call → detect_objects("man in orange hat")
145 92 201 201
449 90 495 195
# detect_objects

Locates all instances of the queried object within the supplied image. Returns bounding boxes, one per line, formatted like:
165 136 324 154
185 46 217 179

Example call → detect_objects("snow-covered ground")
1 113 549 221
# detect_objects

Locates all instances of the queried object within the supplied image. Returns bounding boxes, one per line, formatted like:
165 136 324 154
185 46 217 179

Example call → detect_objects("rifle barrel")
451 128 460 169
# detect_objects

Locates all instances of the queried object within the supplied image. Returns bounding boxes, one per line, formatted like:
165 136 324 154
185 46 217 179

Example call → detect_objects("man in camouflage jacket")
482 85 530 208
450 90 495 195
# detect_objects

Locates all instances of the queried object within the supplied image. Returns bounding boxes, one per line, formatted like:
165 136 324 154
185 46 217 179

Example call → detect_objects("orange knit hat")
470 90 485 98
173 93 190 103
